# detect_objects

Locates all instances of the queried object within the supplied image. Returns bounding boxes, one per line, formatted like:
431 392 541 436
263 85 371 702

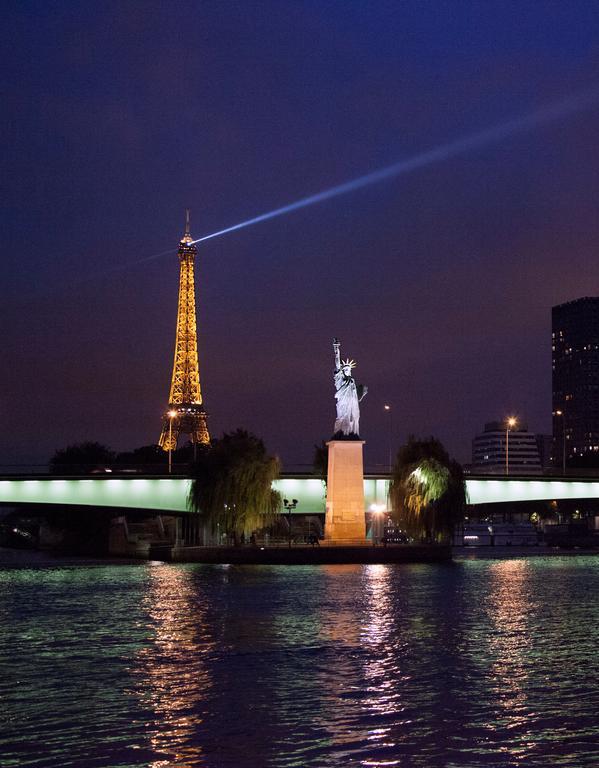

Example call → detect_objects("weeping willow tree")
188 429 281 544
389 436 467 543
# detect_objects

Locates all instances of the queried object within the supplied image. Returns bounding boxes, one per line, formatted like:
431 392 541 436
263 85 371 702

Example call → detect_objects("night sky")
3 1 599 470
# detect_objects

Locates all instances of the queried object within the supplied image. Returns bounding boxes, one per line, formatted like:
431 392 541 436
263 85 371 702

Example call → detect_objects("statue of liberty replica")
325 337 368 542
332 337 368 437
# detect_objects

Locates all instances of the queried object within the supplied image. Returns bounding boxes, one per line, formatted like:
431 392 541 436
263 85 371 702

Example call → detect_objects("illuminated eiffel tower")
158 211 210 451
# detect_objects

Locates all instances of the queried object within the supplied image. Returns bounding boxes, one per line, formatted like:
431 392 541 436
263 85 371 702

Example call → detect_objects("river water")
0 550 598 767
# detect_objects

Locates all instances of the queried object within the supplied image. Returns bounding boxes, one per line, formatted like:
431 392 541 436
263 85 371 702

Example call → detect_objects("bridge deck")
1 475 599 513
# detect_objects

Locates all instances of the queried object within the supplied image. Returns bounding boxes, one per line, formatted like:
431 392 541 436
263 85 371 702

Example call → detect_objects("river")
0 549 597 767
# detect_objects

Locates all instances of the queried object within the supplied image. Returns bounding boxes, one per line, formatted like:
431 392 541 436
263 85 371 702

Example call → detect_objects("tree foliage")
389 436 466 543
49 442 115 474
188 429 281 542
114 444 166 472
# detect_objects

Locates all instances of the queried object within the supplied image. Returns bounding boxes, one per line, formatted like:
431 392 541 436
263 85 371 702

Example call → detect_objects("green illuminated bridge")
2 475 599 513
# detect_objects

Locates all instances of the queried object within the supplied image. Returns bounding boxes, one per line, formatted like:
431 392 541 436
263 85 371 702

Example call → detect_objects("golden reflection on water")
319 564 362 645
486 559 532 735
315 566 361 746
131 565 213 767
310 565 369 754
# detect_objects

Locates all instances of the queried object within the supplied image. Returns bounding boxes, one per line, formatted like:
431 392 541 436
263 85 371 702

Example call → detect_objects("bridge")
2 475 599 514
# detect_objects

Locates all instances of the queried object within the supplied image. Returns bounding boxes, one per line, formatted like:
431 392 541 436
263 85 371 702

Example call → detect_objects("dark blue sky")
2 1 599 469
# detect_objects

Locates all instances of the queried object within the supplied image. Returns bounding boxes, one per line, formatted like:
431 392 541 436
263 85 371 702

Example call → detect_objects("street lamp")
505 416 517 476
283 498 298 548
555 409 566 475
384 404 393 472
168 409 177 474
370 503 386 545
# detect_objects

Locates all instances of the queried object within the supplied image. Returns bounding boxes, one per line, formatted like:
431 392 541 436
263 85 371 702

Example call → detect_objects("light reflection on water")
131 564 214 767
486 560 532 736
0 554 598 767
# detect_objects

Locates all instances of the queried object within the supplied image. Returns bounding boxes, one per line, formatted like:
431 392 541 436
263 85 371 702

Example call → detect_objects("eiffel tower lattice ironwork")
158 211 210 451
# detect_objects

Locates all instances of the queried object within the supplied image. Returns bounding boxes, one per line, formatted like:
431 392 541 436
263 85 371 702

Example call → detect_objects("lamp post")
167 409 177 474
384 404 393 472
555 409 566 475
283 498 298 548
505 416 517 476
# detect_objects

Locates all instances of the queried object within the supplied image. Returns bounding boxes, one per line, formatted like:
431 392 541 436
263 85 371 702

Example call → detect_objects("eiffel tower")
158 211 210 451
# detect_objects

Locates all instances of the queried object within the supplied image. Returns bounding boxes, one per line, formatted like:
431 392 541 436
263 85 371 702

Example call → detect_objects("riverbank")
454 544 599 559
0 547 145 568
152 543 452 565
3 544 596 568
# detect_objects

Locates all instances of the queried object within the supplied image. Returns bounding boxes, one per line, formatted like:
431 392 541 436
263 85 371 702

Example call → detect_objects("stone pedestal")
324 440 367 542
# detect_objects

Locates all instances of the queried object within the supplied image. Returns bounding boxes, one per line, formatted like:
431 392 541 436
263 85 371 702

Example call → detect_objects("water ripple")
0 555 598 766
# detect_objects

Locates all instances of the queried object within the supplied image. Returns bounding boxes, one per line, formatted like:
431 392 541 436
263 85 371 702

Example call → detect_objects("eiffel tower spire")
158 211 210 451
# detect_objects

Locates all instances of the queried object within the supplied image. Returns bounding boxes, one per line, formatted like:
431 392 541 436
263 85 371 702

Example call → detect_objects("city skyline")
2 2 599 468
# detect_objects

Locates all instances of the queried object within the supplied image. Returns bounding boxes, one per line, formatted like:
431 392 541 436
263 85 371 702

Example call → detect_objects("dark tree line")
49 442 184 474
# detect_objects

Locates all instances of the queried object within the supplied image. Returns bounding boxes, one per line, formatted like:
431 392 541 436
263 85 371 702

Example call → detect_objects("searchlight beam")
189 88 599 246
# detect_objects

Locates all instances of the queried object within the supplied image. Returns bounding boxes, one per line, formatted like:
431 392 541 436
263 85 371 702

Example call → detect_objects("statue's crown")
341 358 356 370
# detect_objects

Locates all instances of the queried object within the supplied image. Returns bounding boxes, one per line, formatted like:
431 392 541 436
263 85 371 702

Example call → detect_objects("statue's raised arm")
333 337 341 371
331 337 367 438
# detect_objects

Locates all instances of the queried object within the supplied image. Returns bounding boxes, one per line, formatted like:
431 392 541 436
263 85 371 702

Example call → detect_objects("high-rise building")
471 421 542 475
535 433 554 471
158 212 210 451
552 297 599 467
